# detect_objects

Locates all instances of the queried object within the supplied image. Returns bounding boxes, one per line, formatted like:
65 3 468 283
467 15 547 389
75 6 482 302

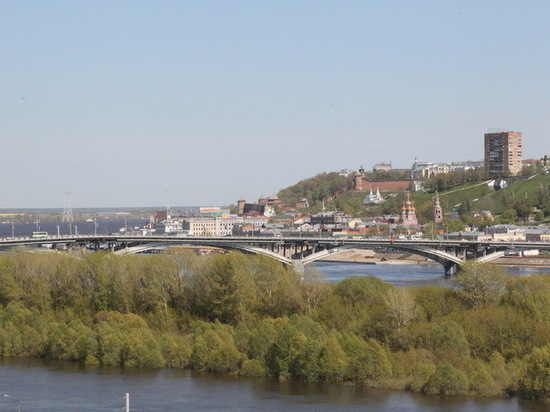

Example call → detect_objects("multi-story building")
484 131 523 176
183 216 242 236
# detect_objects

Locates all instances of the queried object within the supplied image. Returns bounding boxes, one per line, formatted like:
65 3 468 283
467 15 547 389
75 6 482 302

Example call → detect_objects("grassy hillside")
428 175 550 215
278 170 550 223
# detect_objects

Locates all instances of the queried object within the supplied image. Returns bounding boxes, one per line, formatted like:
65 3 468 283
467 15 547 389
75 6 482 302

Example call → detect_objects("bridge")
2 234 550 275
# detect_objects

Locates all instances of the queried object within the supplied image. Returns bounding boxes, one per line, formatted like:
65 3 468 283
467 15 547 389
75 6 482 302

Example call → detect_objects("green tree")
461 304 550 360
500 208 517 223
514 197 532 222
187 253 256 324
318 333 348 383
423 361 469 396
340 334 392 386
249 255 303 317
443 218 465 233
190 321 242 373
422 320 470 359
504 274 550 320
239 359 267 377
519 344 550 402
158 334 191 368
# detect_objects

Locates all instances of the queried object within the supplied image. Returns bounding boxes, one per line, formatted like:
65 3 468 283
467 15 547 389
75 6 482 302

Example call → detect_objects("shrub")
423 361 469 396
518 344 550 402
240 359 267 377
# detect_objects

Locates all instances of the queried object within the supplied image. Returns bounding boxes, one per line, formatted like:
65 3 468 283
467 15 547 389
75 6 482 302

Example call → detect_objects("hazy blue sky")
2 1 549 208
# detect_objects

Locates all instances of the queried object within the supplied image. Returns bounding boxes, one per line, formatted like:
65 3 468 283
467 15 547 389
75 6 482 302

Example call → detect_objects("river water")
313 261 550 287
0 220 148 238
0 357 546 412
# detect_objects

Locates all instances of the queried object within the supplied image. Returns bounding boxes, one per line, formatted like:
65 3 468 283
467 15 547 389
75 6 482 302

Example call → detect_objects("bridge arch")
298 243 464 276
114 240 293 265
111 239 465 275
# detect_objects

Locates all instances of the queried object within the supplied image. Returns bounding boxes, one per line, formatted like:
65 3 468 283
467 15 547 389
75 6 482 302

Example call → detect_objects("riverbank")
319 249 550 269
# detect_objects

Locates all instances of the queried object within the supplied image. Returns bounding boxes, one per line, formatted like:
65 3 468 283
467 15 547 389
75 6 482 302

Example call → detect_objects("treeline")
424 169 485 193
277 172 353 209
1 251 550 402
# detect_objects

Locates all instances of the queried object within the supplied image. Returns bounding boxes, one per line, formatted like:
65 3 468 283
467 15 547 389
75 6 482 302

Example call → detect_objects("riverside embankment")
319 249 550 269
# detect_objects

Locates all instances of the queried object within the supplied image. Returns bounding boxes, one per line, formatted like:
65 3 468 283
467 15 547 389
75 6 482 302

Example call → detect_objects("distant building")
338 168 354 177
373 162 392 172
412 160 482 179
295 198 309 209
183 216 242 236
354 167 411 191
484 131 523 176
310 211 348 226
199 207 230 217
363 188 384 205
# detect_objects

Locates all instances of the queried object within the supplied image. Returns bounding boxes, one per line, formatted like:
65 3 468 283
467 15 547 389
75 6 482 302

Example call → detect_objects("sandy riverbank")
319 249 550 269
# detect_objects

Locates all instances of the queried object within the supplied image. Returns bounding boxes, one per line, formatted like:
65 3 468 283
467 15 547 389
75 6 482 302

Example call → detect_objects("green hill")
278 172 550 224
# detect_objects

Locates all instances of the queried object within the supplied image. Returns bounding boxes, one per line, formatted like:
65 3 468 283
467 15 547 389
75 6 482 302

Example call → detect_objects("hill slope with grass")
278 172 550 224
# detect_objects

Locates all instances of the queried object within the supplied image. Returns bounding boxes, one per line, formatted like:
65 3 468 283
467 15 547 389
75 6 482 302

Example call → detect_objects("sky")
2 1 549 208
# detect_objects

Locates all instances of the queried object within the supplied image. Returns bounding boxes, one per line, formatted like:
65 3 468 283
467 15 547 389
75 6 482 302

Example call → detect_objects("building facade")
484 131 523 176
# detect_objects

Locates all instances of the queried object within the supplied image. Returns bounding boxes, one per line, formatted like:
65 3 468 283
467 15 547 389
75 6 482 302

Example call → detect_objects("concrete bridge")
1 234 549 275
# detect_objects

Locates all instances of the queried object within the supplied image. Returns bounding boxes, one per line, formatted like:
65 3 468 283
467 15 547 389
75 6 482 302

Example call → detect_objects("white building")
183 216 243 236
363 188 384 205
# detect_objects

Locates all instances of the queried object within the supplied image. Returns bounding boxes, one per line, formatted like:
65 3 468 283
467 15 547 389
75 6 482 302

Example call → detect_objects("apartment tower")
484 131 522 176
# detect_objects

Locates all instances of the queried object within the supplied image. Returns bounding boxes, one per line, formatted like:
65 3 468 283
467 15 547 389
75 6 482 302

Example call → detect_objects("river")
0 220 148 238
313 261 550 287
0 357 546 412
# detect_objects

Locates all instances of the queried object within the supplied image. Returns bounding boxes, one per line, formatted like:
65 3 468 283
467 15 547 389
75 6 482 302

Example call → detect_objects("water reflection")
0 357 546 411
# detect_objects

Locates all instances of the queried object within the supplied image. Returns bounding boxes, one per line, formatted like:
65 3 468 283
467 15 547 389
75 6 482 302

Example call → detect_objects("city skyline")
2 1 549 208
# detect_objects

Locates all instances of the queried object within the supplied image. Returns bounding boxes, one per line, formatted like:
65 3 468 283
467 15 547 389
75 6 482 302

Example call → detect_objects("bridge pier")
292 260 305 276
444 261 458 277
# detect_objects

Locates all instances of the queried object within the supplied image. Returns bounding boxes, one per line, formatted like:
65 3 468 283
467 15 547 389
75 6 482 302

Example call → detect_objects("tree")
249 255 303 317
504 274 550 320
190 321 242 373
343 336 392 386
453 262 512 307
186 253 256 324
423 361 469 396
514 197 532 222
443 218 465 233
318 333 348 383
423 320 471 358
519 344 550 402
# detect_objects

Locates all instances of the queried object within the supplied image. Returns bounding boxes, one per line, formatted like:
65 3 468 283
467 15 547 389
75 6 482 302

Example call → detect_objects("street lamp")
3 394 21 412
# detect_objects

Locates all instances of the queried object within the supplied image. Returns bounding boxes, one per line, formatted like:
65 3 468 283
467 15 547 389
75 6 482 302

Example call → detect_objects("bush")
423 361 469 396
519 344 550 402
190 322 242 373
239 359 267 377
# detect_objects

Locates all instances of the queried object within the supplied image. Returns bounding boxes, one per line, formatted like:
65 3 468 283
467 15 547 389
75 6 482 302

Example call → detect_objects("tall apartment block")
484 131 523 176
